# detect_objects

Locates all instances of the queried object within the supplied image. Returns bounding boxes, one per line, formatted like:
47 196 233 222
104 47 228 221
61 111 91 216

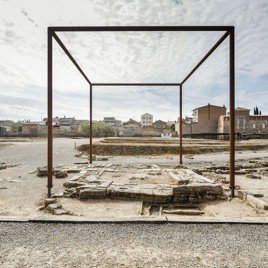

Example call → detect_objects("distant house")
123 118 141 126
37 121 46 126
166 120 176 128
0 120 13 134
59 116 75 126
103 117 122 127
153 120 167 129
161 133 172 138
0 120 14 127
0 126 7 135
59 116 75 133
53 117 59 127
123 123 142 136
25 120 46 126
141 113 153 127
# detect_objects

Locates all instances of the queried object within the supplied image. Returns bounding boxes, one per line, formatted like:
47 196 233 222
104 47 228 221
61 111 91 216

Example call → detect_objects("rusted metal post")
179 84 183 165
229 27 235 197
47 28 53 198
89 84 93 163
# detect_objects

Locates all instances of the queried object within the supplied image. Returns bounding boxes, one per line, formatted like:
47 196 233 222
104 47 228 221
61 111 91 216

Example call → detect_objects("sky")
1 0 268 123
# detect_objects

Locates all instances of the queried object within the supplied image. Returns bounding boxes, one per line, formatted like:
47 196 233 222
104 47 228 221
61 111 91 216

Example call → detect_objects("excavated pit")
142 202 204 216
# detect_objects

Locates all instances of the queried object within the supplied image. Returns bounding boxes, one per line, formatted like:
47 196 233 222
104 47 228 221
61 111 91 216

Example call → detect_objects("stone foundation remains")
51 164 224 203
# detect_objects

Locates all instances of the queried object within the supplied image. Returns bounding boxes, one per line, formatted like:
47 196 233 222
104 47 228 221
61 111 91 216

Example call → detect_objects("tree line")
78 122 117 137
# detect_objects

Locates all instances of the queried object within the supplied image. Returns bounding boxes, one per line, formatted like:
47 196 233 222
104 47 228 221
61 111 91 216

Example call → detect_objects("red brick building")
176 103 227 135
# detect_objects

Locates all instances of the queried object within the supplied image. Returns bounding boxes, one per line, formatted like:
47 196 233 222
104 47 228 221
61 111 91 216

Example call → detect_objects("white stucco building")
141 113 153 127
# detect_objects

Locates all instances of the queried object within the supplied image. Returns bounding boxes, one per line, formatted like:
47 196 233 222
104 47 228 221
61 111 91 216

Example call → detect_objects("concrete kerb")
1 215 268 224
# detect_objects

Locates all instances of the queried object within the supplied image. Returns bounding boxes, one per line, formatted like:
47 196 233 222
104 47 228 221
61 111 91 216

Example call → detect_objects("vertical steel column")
89 84 93 163
229 28 235 197
47 29 53 198
180 84 183 165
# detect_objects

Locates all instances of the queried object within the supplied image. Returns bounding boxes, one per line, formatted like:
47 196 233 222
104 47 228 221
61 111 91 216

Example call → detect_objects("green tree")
115 127 124 136
78 122 116 137
78 121 90 137
171 123 175 132
254 106 261 115
92 123 116 137
10 123 22 133
43 118 48 126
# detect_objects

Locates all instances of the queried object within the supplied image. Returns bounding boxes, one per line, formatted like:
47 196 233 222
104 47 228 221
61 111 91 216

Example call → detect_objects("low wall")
78 139 268 156
78 143 229 156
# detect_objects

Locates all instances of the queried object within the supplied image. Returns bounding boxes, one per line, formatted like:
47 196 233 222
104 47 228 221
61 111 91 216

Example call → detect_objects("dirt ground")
1 137 268 219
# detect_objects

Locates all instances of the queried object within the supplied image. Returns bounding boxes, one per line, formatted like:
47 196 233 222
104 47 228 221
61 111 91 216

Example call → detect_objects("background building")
122 123 142 136
175 104 227 136
141 113 153 127
153 120 167 129
218 107 268 138
123 118 141 126
103 117 122 127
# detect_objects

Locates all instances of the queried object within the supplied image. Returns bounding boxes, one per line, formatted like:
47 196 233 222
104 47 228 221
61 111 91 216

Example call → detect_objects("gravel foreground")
1 222 268 268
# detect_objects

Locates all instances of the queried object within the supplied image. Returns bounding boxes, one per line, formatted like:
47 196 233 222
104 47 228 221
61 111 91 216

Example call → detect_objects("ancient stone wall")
177 120 219 135
38 126 60 137
21 124 38 137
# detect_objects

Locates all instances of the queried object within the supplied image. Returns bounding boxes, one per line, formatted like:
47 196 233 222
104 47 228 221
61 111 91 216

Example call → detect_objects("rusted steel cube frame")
47 26 235 198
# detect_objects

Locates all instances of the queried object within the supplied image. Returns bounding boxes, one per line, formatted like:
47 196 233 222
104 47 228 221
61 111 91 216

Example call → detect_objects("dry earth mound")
78 138 268 156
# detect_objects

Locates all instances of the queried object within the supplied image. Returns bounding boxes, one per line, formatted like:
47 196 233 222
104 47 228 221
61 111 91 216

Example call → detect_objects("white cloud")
0 0 268 122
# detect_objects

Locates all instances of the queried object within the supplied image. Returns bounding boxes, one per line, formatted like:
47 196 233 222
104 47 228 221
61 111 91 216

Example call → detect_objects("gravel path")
1 222 268 268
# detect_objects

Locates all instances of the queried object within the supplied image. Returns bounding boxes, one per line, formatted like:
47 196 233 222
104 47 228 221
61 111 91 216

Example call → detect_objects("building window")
262 123 265 129
253 123 256 129
243 115 246 129
236 116 240 129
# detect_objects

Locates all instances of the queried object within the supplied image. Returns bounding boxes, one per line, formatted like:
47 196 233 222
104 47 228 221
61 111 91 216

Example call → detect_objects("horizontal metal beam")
92 83 180 86
181 31 230 85
52 32 92 85
49 26 234 32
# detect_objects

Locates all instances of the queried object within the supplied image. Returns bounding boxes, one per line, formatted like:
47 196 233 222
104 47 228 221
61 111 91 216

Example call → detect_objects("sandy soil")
1 137 268 218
